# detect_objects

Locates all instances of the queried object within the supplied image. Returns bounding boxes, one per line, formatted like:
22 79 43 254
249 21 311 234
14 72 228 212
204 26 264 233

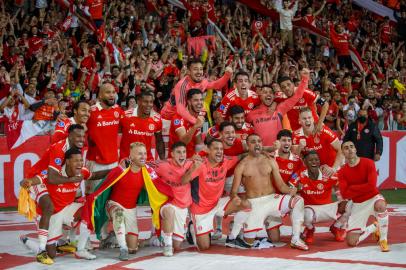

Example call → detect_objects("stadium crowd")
0 0 403 265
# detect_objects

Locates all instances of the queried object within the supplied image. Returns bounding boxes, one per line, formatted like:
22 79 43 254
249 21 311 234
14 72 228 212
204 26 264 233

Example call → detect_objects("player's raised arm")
277 69 309 116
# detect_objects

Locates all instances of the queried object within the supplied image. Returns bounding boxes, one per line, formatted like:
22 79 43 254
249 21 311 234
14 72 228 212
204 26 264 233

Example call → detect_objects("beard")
101 98 115 107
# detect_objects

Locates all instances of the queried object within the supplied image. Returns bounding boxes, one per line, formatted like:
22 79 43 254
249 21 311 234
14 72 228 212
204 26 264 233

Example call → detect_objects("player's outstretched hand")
225 65 234 75
300 68 310 78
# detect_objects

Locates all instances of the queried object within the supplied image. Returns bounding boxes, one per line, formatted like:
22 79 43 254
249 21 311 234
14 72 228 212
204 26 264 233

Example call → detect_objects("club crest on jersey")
114 111 120 118
219 104 225 111
58 122 65 128
255 21 263 29
41 170 48 175
149 124 155 131
55 158 62 165
174 119 181 125
317 183 324 190
287 163 293 169
299 98 305 103
248 103 254 109
314 136 320 144
364 129 369 133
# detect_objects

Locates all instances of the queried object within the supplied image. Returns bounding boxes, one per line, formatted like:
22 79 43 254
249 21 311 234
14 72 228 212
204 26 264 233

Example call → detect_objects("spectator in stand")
274 0 298 48
343 108 383 161
397 102 406 130
329 23 352 70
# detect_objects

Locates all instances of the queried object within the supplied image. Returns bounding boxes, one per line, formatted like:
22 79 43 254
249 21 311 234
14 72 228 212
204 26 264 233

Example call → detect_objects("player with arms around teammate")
20 124 87 264
290 151 351 244
338 140 389 252
231 134 308 250
181 139 250 251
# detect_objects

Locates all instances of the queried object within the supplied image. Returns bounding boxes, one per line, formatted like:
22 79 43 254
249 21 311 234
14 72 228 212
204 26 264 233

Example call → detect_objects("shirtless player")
231 134 309 250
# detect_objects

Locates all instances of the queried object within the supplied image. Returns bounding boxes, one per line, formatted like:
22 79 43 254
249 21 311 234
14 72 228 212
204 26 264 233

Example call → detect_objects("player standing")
120 91 165 161
86 83 123 192
168 89 205 158
51 100 90 143
161 58 232 124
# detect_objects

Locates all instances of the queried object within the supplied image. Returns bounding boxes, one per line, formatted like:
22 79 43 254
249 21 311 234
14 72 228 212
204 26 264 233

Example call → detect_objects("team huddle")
19 59 390 265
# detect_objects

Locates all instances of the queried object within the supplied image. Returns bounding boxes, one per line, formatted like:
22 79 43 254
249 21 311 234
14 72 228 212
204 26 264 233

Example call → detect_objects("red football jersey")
149 159 193 208
235 123 254 142
168 113 200 158
190 156 239 214
27 139 78 180
293 125 338 167
46 167 91 213
217 89 260 118
52 117 77 144
206 125 220 139
109 167 145 209
274 152 303 193
87 102 123 164
338 157 380 203
289 169 338 205
284 90 318 131
119 108 162 161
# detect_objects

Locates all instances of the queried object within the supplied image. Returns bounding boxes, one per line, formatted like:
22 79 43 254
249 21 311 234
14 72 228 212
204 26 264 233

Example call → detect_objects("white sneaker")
75 249 97 260
163 245 173 257
290 238 309 251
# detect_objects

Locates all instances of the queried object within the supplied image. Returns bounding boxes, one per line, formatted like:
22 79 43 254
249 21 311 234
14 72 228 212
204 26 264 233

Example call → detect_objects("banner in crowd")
353 0 397 22
235 0 368 72
0 132 405 207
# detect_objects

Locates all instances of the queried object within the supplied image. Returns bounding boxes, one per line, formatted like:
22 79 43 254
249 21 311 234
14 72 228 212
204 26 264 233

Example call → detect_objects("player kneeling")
338 140 389 252
231 134 308 250
150 142 196 256
182 139 250 251
45 148 95 262
290 151 351 244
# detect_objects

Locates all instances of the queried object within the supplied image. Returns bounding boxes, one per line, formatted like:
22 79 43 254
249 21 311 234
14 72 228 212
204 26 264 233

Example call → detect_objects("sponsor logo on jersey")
96 120 120 127
97 115 103 119
128 129 154 136
55 158 62 165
